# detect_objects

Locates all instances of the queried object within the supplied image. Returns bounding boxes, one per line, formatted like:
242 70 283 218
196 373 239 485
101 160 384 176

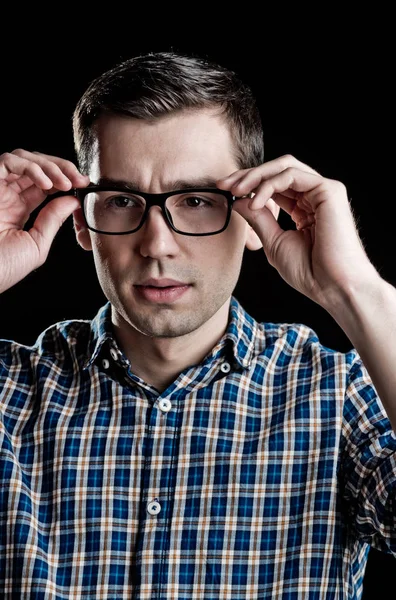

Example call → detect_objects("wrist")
324 269 389 334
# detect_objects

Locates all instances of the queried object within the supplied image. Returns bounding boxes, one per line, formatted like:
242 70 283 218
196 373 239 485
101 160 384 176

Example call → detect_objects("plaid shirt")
1 296 395 599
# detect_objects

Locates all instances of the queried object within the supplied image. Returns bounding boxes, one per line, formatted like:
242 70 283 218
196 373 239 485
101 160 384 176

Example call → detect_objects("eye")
169 192 227 211
106 194 141 208
185 196 209 208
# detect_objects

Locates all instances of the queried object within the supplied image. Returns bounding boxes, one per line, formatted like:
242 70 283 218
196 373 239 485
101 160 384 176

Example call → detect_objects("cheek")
222 213 249 255
201 232 246 277
91 238 131 278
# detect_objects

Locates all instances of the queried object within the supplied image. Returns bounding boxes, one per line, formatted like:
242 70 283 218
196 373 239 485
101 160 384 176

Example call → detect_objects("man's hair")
72 51 264 175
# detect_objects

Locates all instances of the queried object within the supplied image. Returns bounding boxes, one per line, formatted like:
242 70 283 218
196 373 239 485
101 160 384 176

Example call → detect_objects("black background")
0 20 394 597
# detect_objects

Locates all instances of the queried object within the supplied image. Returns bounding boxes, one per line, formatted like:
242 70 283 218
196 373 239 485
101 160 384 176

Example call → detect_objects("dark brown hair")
72 51 264 175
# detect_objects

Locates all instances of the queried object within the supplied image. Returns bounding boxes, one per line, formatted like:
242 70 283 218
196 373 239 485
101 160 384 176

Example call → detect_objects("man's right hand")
0 149 90 294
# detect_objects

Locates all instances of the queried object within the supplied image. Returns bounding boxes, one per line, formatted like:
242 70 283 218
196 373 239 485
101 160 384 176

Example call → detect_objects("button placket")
147 499 161 515
159 398 172 413
139 394 178 558
109 347 118 361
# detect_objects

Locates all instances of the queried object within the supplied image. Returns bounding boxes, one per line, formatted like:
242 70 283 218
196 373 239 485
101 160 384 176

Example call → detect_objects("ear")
245 225 263 251
244 198 280 251
73 207 93 251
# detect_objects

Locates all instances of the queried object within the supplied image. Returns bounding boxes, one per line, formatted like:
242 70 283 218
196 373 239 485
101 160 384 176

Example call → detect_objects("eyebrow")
95 176 221 192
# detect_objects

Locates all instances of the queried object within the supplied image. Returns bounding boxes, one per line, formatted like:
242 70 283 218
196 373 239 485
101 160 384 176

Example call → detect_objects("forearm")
327 274 396 432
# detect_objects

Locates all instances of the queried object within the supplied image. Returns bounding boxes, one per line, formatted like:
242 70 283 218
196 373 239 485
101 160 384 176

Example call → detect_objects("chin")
111 284 233 340
128 312 206 339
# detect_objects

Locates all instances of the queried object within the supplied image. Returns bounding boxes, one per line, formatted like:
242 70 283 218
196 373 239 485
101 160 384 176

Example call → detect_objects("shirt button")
159 398 172 413
109 347 118 361
102 359 110 369
147 500 161 515
220 362 231 373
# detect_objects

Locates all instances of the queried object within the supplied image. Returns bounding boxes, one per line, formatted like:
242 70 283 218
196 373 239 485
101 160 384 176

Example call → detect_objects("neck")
112 301 231 393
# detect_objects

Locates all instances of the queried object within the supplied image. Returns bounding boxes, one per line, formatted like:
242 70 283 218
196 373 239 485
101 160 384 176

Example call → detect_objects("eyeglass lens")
83 190 230 234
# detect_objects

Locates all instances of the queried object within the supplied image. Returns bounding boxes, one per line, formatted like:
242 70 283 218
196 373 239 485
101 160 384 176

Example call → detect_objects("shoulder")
255 319 359 375
229 296 358 375
0 316 93 373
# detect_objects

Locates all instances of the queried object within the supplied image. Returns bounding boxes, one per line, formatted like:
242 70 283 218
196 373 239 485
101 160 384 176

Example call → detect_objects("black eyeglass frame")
51 184 241 236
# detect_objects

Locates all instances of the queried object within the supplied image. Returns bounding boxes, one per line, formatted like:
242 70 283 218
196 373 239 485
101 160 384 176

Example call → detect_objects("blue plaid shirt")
1 296 395 599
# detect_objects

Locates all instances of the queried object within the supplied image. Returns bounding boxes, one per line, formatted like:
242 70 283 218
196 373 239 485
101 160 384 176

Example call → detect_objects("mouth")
134 280 191 303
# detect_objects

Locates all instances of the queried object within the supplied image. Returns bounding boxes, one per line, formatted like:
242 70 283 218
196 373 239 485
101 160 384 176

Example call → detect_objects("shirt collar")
210 295 260 369
82 302 114 370
83 295 260 371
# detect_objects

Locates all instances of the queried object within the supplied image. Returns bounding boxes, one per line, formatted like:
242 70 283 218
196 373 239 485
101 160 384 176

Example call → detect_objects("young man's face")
74 108 261 339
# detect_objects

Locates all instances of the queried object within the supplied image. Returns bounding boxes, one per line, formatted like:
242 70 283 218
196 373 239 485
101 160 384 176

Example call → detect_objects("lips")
135 278 188 288
134 279 191 303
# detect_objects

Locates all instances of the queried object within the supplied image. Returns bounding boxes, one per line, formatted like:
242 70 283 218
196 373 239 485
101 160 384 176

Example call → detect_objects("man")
0 51 395 599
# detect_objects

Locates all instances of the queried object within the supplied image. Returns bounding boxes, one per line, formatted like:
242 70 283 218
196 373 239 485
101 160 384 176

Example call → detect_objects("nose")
137 206 180 258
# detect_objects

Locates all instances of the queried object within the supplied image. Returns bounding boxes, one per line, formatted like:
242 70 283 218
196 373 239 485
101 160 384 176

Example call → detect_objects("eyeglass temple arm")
45 188 79 200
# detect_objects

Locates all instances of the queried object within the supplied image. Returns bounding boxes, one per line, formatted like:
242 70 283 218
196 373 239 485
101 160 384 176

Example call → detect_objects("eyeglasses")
51 184 241 236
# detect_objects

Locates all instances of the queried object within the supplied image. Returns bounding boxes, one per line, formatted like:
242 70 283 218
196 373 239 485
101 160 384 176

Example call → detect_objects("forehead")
89 109 239 188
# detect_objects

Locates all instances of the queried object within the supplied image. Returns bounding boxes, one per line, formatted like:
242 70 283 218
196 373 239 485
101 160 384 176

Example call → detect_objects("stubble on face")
87 109 251 343
94 240 246 340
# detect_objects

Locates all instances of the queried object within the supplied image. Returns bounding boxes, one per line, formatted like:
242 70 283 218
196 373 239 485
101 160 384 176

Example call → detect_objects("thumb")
233 197 284 259
28 195 81 259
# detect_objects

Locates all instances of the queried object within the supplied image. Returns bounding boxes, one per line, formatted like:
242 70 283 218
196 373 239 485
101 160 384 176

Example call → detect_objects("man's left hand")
217 154 380 310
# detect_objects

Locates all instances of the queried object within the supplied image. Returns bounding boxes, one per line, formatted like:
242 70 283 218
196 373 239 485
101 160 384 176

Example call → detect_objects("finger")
0 152 54 189
216 168 251 189
3 173 20 183
248 168 323 211
28 195 81 259
4 180 62 217
29 150 90 186
242 183 301 215
263 191 314 217
20 184 50 209
6 172 68 196
0 153 73 218
5 174 34 194
232 196 284 258
265 197 280 221
232 161 321 198
248 191 315 232
217 154 321 193
270 192 296 216
11 150 79 190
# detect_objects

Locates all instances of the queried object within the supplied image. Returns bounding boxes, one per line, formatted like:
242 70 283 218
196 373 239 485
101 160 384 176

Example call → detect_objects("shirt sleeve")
340 350 396 555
